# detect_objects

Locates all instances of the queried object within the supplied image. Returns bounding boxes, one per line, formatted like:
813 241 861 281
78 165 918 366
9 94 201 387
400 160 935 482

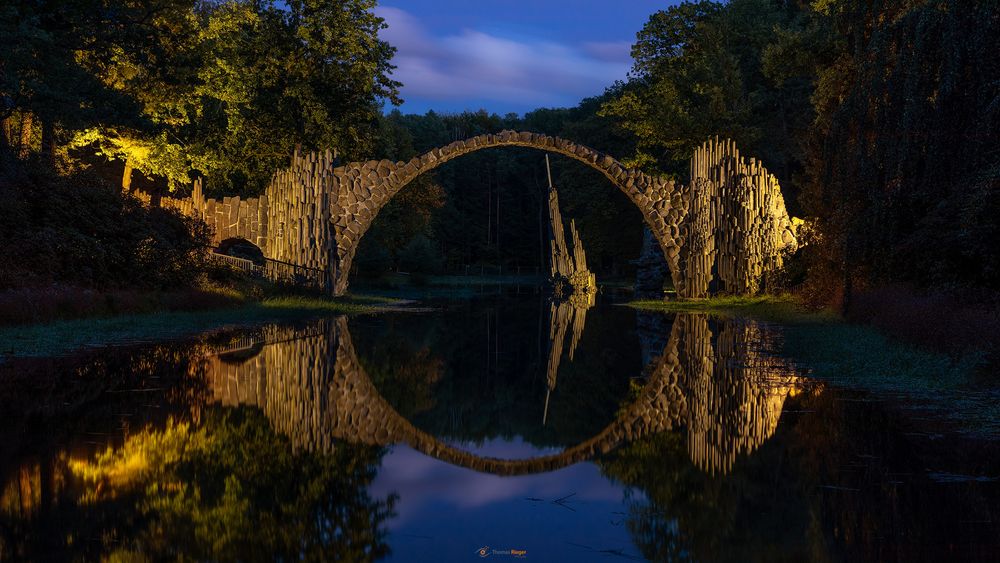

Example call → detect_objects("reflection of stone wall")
147 132 795 297
206 322 340 452
201 313 804 476
675 314 803 475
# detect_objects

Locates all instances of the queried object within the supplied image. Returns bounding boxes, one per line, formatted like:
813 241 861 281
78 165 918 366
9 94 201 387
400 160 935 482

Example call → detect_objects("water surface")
1 292 998 561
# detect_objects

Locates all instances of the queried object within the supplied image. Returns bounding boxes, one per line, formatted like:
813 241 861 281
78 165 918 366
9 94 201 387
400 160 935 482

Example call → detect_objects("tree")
5 0 402 195
600 0 819 191
0 0 160 165
801 0 1000 296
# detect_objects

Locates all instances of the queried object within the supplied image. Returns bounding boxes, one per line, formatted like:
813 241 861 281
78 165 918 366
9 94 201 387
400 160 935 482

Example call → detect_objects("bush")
398 235 444 274
0 160 212 290
846 285 1000 363
353 238 394 277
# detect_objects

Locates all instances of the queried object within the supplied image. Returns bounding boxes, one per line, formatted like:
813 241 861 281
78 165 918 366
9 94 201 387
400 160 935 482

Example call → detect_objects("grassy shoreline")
0 293 417 360
627 294 838 323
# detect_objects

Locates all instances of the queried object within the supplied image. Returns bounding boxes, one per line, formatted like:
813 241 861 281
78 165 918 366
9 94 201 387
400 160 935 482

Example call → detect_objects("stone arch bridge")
160 133 799 298
201 314 807 476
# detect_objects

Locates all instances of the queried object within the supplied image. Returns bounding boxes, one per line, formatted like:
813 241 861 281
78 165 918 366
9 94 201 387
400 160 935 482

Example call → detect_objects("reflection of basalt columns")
200 313 805 476
675 314 804 474
543 297 594 425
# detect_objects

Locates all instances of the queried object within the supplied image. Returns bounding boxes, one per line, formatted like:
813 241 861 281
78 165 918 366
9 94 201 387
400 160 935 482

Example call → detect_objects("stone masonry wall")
159 178 270 250
155 132 797 298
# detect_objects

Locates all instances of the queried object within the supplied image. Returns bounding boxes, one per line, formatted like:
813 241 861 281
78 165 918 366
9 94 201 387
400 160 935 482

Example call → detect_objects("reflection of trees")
0 340 210 541
601 427 817 563
360 333 445 421
0 408 395 561
351 298 640 449
0 334 396 561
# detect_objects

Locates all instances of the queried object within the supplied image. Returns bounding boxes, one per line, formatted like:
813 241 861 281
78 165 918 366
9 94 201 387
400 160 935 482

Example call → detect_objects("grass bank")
627 294 837 323
0 293 413 360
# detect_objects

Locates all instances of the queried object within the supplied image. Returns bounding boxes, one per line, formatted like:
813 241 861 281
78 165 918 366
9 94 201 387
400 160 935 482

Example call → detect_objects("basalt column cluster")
680 138 800 298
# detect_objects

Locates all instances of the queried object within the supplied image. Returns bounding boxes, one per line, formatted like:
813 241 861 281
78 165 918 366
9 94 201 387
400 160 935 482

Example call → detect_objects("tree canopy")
2 0 401 195
600 0 1000 299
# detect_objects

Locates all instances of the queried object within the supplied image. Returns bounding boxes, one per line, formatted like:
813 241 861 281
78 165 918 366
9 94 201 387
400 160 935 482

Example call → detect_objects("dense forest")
2 0 999 306
357 101 643 278
603 0 1000 301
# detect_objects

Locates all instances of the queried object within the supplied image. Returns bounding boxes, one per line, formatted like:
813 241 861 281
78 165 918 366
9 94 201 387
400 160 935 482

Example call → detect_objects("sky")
374 0 675 116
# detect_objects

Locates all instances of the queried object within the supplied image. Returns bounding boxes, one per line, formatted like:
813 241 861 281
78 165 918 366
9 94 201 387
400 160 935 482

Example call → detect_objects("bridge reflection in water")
204 312 808 476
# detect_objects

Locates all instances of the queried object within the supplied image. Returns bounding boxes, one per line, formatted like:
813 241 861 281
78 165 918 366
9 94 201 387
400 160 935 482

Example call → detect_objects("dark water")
1 292 998 562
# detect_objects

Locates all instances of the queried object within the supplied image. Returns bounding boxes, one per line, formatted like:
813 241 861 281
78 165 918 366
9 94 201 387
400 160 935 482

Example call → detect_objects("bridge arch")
329 131 687 294
160 133 798 298
216 237 266 265
206 316 686 476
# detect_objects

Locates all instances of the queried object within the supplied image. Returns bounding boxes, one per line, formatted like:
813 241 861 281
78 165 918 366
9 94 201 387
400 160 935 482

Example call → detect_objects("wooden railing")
210 252 330 291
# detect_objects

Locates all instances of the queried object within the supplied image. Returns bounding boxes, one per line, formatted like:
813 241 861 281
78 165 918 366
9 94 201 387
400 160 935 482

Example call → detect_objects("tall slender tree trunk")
18 112 34 159
39 118 56 167
122 158 134 192
0 116 10 154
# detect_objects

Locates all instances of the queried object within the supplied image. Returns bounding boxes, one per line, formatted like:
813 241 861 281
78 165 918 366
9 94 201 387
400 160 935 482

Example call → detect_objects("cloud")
582 41 633 63
375 6 632 113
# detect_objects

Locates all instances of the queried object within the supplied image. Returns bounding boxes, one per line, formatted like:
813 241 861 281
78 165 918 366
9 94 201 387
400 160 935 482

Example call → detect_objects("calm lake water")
1 290 998 561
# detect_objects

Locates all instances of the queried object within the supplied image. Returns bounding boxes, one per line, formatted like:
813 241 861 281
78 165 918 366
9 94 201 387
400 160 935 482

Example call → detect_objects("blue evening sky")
375 1 678 115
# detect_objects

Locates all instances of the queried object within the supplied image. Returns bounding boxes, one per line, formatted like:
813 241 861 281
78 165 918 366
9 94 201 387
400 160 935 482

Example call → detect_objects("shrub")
0 160 212 290
398 235 444 274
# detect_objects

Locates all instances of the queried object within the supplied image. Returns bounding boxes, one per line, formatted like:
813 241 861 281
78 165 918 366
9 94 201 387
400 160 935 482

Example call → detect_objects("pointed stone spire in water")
545 155 596 297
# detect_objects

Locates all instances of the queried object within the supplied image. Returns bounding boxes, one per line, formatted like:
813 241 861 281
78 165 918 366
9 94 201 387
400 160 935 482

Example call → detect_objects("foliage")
0 160 212 290
800 0 1000 295
398 235 444 274
358 102 644 279
63 408 397 560
0 0 155 160
600 0 824 193
2 0 401 195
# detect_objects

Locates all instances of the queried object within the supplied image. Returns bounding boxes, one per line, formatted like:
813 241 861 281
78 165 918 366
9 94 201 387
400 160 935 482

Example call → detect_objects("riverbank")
628 294 836 323
0 293 415 360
